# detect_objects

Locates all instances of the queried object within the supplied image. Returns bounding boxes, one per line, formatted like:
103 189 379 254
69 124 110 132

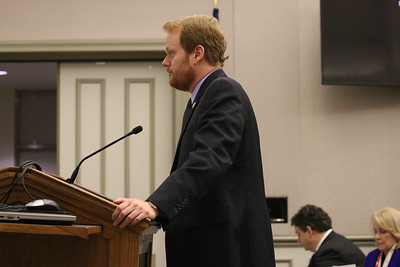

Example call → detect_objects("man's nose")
162 57 169 67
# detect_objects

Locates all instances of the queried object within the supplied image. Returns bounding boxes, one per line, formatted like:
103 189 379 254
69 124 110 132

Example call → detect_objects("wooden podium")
0 167 160 267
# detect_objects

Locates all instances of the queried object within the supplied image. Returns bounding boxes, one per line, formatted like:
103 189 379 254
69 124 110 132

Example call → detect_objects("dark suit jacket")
308 231 365 267
365 249 400 267
147 69 275 267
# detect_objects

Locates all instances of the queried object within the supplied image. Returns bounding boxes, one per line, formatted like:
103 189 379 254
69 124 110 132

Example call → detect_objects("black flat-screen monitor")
320 0 400 86
266 197 288 223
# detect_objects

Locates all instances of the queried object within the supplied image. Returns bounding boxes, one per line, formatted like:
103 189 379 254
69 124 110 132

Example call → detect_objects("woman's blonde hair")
373 207 400 249
163 15 228 66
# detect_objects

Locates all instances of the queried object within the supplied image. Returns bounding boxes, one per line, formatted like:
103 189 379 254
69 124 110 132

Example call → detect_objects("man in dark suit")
112 15 276 267
291 204 365 267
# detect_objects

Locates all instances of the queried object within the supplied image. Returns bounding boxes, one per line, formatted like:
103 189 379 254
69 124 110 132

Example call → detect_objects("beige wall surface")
0 1 225 40
1 0 400 238
234 0 400 237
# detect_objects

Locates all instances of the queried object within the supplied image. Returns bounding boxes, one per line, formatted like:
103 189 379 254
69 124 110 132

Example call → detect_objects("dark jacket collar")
193 68 227 104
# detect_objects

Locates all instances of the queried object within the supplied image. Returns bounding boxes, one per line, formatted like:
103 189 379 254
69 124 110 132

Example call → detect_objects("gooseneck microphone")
66 125 143 184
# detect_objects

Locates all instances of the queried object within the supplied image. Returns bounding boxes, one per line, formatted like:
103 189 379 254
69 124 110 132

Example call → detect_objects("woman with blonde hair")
365 207 400 267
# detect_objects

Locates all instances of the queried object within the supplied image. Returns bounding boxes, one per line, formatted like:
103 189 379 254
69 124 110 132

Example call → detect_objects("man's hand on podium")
112 198 159 229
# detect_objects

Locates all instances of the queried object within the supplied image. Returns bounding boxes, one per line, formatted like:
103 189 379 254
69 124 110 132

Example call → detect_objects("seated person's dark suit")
308 231 365 267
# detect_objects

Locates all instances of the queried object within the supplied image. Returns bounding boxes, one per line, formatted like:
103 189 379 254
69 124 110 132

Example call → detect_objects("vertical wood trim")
75 79 106 189
148 79 155 193
75 80 82 180
172 90 188 150
124 78 155 196
100 82 106 194
124 79 130 197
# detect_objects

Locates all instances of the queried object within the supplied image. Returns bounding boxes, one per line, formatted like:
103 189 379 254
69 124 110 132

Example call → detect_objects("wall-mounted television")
266 197 288 223
320 0 400 86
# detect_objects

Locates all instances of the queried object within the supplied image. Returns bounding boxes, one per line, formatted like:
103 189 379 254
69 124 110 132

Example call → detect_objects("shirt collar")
316 229 333 251
190 69 220 103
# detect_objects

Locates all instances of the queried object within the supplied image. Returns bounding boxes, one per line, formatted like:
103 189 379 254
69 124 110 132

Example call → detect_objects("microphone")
66 125 143 184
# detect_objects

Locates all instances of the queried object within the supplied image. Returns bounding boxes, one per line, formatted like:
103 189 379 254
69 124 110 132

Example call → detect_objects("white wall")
233 0 400 237
1 0 399 241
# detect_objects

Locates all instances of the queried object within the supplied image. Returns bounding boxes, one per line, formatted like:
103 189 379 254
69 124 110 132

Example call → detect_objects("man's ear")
305 226 313 236
193 45 205 60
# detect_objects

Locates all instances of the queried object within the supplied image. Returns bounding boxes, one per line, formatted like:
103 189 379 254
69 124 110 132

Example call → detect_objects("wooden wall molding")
0 39 165 61
273 235 375 248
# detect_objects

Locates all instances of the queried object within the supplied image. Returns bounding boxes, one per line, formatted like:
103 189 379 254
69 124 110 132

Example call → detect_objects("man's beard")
169 56 195 92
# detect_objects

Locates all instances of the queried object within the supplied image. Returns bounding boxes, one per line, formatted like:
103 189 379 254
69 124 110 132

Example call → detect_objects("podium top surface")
0 167 159 239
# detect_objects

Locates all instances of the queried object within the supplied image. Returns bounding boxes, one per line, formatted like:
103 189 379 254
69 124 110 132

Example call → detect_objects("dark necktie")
181 98 192 132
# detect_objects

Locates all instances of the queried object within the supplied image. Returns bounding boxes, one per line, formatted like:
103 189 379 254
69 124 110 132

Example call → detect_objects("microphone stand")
66 126 143 184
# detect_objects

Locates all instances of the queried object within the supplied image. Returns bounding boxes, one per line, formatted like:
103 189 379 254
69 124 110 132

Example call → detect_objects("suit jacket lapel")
308 254 316 267
170 69 227 173
179 69 226 133
181 98 193 134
